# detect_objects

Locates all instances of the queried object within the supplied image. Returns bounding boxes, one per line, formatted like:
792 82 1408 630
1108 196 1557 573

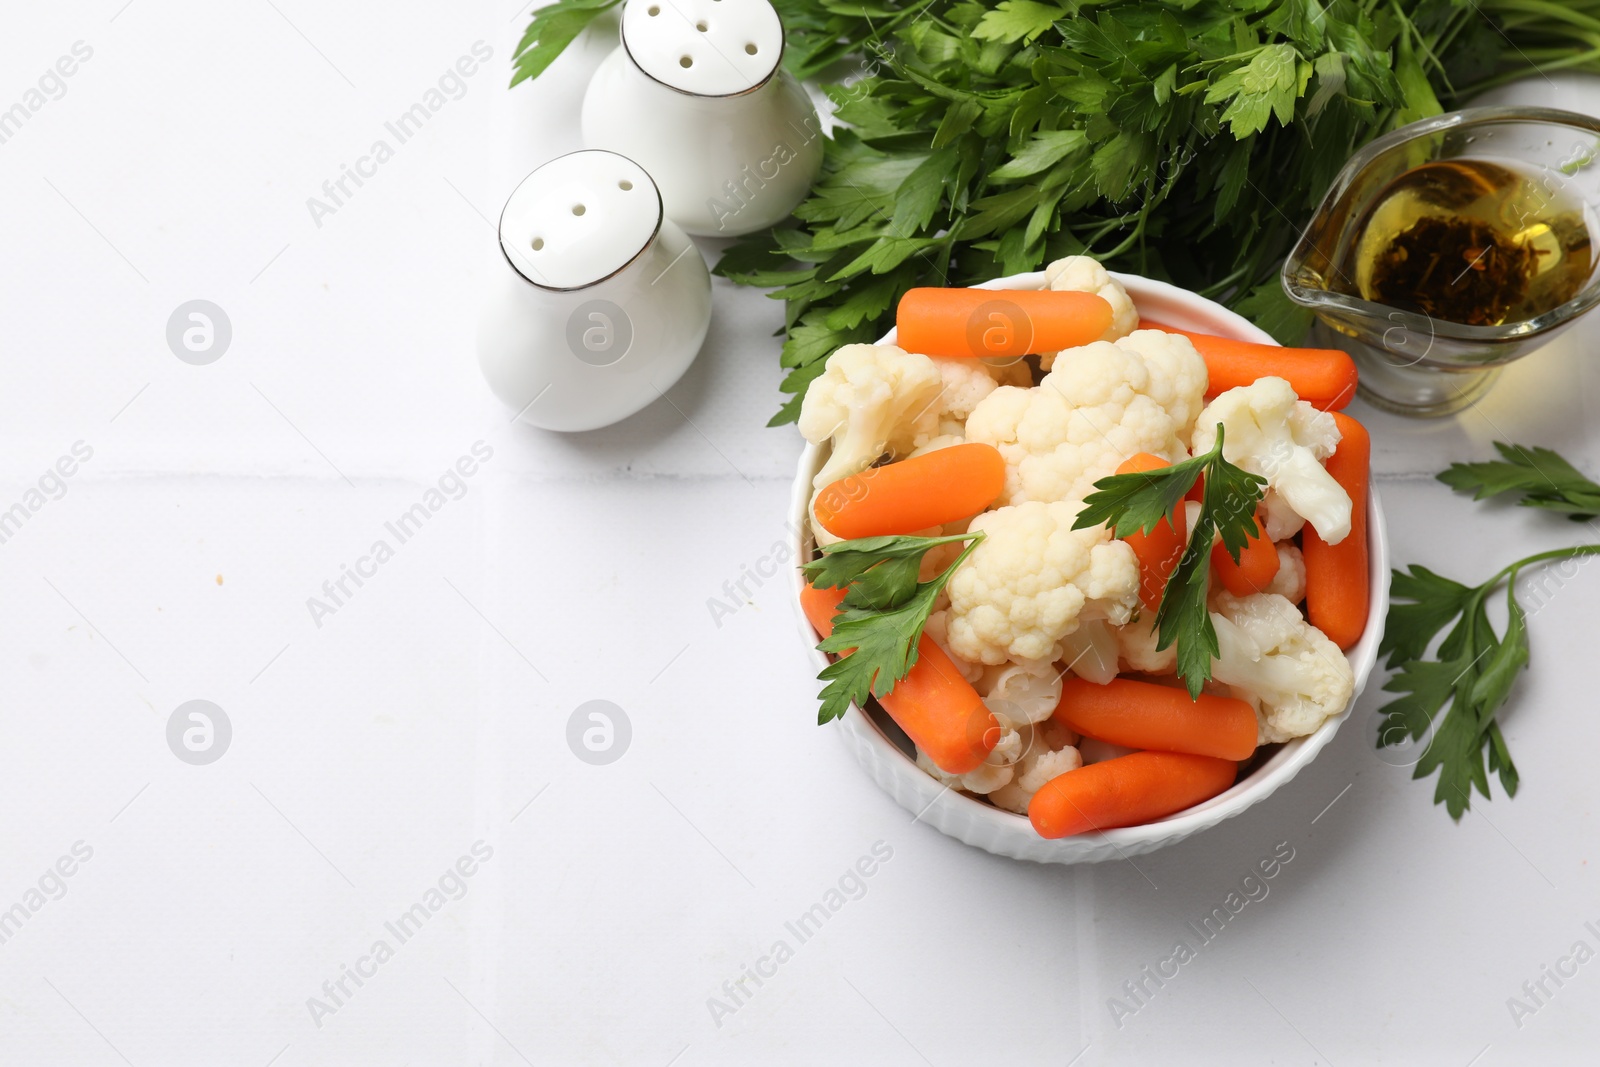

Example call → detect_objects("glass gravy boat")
1283 106 1600 416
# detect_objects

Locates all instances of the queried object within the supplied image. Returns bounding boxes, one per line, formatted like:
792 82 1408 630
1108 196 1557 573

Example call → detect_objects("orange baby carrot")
800 583 999 774
1028 751 1238 838
1303 412 1370 649
1114 454 1186 611
814 443 1006 539
898 288 1114 359
1211 506 1279 596
1052 676 1258 761
888 637 1004 774
800 582 848 630
1139 320 1358 410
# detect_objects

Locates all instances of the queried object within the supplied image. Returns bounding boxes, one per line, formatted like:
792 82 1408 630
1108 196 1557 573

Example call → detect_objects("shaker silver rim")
619 4 786 99
497 148 667 293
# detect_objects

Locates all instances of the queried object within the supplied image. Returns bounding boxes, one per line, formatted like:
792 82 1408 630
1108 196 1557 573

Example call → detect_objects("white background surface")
4 3 1600 1064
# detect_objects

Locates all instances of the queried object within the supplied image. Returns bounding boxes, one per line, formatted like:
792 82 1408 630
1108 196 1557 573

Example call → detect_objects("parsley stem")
1491 0 1600 34
1494 543 1600 586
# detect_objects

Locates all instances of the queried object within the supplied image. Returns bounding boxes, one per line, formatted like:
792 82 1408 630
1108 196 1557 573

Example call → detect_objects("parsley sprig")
1438 441 1600 519
1379 546 1600 819
1074 425 1266 698
1382 442 1600 818
802 532 983 725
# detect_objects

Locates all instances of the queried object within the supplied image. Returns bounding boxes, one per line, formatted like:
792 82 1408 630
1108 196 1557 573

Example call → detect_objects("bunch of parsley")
700 0 1591 422
711 0 1600 423
515 0 1584 424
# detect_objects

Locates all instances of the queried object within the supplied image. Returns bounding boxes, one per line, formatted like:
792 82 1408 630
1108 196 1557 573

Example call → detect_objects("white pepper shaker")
476 150 712 432
580 0 823 236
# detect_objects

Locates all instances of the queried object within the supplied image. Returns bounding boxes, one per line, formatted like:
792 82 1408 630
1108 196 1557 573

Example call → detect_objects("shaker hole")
618 179 633 191
744 42 758 54
572 204 586 216
696 20 708 31
647 5 660 14
531 237 545 251
679 55 693 68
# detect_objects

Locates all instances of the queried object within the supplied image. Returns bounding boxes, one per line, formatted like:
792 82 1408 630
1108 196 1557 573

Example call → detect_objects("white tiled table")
3 4 1598 1064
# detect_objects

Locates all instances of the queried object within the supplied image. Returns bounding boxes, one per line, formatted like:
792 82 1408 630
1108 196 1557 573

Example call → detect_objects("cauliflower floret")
989 719 1084 814
799 343 943 495
984 358 1034 388
1039 256 1139 370
1114 330 1209 444
916 725 1022 795
1264 543 1307 603
989 746 1082 814
923 609 984 685
1191 378 1351 544
965 341 1190 506
800 346 1014 542
946 501 1141 665
799 344 1015 478
1210 591 1354 744
1259 491 1301 541
914 357 1015 445
976 658 1063 726
1114 614 1177 675
1060 618 1120 684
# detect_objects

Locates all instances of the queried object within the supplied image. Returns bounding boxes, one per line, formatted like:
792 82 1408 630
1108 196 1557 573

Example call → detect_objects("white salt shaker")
581 0 823 236
476 150 712 432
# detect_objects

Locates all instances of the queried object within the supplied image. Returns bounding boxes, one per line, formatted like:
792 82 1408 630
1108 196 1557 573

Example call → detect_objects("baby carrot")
889 637 1004 774
800 583 999 774
1029 751 1238 838
898 288 1114 359
814 443 1006 539
800 583 848 640
1053 676 1258 761
1139 320 1358 410
1115 454 1186 611
1303 412 1370 648
1211 506 1279 596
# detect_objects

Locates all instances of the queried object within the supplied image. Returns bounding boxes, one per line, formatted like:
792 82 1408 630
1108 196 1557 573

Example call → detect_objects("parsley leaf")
1438 441 1600 519
1073 425 1267 698
1073 447 1207 540
1203 43 1305 138
509 0 621 88
1379 543 1600 819
1161 530 1221 700
802 532 976 610
804 532 984 724
1379 565 1475 667
971 0 1068 45
1381 585 1503 819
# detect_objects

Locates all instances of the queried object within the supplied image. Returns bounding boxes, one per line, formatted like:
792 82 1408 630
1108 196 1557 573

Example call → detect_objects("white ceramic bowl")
789 270 1390 864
